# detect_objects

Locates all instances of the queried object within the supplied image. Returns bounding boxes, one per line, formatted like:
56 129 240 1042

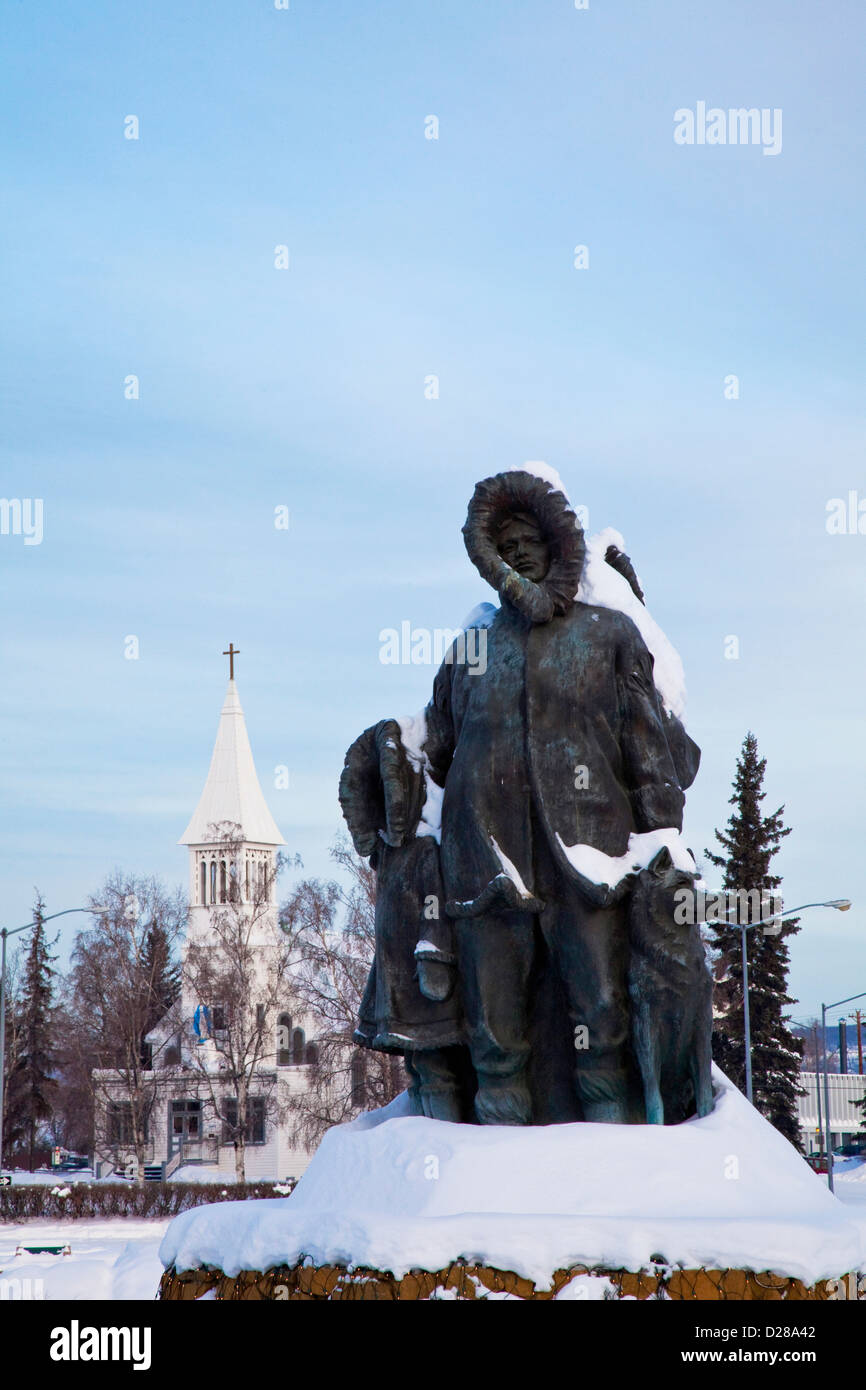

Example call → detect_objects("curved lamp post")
704 899 851 1109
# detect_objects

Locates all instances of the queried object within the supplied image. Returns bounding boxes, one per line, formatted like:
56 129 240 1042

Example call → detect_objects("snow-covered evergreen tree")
705 732 804 1147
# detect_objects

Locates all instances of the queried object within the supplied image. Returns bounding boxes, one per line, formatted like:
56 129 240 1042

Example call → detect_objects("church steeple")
180 677 284 849
180 668 284 917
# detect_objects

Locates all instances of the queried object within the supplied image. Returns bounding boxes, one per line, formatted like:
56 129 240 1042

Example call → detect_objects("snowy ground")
0 1218 169 1300
3 1145 866 1301
834 1159 866 1213
171 1165 237 1183
1 1165 245 1185
3 1187 866 1302
3 1165 249 1184
1 1168 95 1185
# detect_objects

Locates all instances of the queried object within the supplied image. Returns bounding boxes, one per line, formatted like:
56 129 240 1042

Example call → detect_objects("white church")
93 656 317 1182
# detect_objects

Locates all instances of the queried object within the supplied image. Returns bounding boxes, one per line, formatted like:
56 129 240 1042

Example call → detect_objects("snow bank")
159 1070 865 1289
1 1169 93 1185
170 1165 228 1184
0 1220 169 1300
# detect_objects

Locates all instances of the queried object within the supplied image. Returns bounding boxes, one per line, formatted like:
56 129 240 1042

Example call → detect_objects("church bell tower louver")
179 650 285 931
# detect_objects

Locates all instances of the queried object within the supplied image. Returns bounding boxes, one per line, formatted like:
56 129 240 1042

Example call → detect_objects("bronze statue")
340 469 713 1127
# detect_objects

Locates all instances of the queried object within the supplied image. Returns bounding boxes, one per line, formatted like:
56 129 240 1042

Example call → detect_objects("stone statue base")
158 1068 863 1298
159 1260 843 1301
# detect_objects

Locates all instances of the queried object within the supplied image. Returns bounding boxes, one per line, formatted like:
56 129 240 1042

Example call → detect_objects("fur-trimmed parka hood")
462 469 585 623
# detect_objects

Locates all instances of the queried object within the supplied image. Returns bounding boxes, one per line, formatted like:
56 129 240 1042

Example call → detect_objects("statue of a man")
341 468 709 1128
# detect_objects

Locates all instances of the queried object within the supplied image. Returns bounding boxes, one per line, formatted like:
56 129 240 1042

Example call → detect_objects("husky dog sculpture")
628 846 714 1125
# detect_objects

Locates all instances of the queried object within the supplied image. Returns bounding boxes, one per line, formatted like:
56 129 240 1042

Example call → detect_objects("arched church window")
277 1014 292 1066
305 1042 318 1066
220 860 227 903
292 1027 305 1065
229 862 239 903
245 860 250 900
200 861 206 905
210 861 217 904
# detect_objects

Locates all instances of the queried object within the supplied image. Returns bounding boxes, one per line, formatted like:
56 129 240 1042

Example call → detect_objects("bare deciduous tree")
66 872 185 1181
279 837 406 1148
49 1000 97 1158
183 823 297 1182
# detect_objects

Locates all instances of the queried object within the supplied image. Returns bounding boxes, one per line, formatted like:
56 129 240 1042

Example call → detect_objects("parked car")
832 1140 866 1158
57 1155 91 1171
805 1153 829 1173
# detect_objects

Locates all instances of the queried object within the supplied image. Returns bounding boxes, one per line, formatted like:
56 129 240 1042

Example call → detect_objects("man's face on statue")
497 513 550 581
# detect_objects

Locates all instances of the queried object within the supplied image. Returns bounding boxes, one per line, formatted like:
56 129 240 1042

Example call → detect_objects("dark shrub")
0 1181 287 1222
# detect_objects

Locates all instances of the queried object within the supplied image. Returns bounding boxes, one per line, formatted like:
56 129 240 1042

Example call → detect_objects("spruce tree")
1 962 27 1161
15 893 57 1170
141 922 181 1037
705 732 804 1146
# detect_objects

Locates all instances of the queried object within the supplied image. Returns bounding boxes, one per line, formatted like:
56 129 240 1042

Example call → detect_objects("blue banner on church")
193 1004 212 1042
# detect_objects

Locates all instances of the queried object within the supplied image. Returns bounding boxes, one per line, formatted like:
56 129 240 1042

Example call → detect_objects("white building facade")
798 1071 866 1154
94 673 316 1182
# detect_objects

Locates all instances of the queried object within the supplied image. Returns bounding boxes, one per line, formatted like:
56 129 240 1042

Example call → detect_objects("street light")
0 905 107 1178
821 986 866 1195
704 899 851 1107
791 1016 828 1167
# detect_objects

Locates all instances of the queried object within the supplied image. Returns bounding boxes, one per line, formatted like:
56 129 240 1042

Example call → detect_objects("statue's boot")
407 1048 468 1123
419 1086 464 1123
474 1076 531 1126
577 1063 631 1124
581 1097 630 1124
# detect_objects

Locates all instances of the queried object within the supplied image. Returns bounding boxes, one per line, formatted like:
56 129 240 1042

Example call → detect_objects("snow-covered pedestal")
159 1070 865 1300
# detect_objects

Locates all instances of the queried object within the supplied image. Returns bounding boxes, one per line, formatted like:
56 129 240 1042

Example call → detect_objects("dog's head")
630 846 702 964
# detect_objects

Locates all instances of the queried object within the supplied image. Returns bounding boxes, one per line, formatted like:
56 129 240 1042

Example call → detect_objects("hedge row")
0 1180 291 1222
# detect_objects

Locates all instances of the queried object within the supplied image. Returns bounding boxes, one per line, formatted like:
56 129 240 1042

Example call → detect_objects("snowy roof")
179 680 285 847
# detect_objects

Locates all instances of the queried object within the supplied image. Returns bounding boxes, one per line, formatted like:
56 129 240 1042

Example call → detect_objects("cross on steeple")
223 643 240 680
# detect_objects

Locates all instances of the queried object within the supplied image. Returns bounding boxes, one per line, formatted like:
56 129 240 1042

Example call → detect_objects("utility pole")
823 988 866 1193
850 1009 864 1075
815 1025 824 1163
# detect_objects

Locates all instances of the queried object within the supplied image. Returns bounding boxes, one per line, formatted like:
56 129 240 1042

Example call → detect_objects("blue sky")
2 0 865 1022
